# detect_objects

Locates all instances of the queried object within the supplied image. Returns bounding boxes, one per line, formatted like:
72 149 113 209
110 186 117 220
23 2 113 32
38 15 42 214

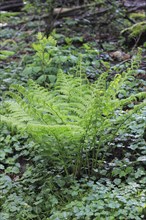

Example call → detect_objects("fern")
1 59 146 175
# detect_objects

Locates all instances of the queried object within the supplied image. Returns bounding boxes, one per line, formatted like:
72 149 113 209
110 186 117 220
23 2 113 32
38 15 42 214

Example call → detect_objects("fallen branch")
40 3 111 22
0 0 24 11
123 0 146 12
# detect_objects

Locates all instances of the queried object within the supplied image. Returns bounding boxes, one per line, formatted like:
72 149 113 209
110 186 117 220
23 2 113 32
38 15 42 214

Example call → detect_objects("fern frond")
1 66 146 171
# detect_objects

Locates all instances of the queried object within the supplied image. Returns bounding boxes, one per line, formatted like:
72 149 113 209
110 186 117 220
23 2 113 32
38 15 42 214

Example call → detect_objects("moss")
121 21 146 46
121 21 146 38
130 12 146 21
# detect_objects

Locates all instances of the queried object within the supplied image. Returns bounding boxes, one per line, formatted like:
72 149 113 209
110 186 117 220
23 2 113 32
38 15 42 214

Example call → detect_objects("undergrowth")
1 47 146 177
0 33 146 220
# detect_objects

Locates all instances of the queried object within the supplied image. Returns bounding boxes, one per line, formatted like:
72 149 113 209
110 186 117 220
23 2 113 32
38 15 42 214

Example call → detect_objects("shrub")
21 32 104 85
1 49 146 176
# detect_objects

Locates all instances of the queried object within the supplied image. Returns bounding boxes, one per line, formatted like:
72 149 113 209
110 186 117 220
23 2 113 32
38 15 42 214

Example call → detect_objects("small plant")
48 180 146 220
22 32 58 84
22 33 103 85
1 50 146 176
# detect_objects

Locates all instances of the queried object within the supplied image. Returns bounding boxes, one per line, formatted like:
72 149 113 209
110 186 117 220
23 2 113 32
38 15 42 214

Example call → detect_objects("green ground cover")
0 2 146 219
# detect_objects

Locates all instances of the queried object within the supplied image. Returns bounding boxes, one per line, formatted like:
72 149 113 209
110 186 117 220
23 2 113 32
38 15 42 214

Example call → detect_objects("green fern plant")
1 56 146 175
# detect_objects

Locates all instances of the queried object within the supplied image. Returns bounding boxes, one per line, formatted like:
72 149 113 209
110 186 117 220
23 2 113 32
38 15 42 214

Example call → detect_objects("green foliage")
130 12 146 21
25 0 54 13
1 161 145 220
48 180 146 220
22 33 58 84
0 104 145 219
0 125 34 175
0 50 15 61
1 8 146 219
0 125 37 220
143 42 146 48
21 32 104 84
1 52 146 175
0 12 19 23
121 21 146 39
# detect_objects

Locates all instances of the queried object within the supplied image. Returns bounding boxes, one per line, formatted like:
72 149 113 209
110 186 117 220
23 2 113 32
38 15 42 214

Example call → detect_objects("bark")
0 0 24 11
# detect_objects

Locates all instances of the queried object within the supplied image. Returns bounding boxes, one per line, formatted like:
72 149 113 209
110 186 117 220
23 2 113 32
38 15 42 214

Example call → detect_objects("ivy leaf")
113 178 121 185
137 156 146 162
48 75 56 83
119 171 126 177
0 164 5 170
37 75 47 84
0 151 6 160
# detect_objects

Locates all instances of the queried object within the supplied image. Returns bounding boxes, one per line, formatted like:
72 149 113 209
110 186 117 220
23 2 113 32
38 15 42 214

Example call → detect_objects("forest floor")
0 3 146 220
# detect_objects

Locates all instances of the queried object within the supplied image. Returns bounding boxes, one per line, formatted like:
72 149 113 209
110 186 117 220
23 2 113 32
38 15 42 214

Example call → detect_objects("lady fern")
1 64 146 175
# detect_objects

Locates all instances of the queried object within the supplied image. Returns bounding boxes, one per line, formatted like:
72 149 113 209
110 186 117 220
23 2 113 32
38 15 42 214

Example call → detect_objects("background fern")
1 63 146 175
